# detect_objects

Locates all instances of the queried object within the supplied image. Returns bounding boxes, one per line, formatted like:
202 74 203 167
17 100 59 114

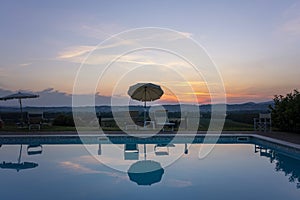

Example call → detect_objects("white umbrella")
0 92 39 123
128 83 164 123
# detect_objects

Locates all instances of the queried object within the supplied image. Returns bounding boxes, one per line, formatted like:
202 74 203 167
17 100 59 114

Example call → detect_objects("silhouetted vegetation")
0 112 28 124
226 111 259 124
270 90 300 133
53 114 75 127
274 153 300 189
256 144 300 189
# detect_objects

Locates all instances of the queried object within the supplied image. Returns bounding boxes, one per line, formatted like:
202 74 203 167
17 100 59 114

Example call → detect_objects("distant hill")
0 101 273 113
226 101 273 112
163 101 273 112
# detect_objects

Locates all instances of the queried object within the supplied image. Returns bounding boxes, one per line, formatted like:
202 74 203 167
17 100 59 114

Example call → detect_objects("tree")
269 90 300 132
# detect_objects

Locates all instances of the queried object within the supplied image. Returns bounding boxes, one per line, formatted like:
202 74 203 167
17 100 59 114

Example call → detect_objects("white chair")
154 143 175 156
182 111 200 130
125 111 140 130
112 111 140 130
28 112 44 130
146 110 175 131
27 144 43 155
254 145 275 162
124 144 139 160
254 113 272 132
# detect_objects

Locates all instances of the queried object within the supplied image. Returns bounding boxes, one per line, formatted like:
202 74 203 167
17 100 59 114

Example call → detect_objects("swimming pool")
0 135 299 200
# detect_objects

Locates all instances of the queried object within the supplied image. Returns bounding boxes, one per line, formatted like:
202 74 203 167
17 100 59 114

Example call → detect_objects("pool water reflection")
0 140 299 200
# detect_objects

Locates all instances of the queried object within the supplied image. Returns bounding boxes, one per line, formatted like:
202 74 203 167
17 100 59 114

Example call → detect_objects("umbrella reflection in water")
127 143 164 186
0 145 38 172
128 160 164 186
0 161 38 172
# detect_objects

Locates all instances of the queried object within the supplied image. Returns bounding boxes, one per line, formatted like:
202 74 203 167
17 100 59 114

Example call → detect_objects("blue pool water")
0 136 299 200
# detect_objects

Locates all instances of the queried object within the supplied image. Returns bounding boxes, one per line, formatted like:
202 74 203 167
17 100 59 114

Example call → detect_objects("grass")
198 119 253 131
0 124 76 132
0 118 254 132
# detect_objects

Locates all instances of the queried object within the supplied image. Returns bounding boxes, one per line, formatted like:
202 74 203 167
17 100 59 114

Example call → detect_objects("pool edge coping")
1 133 299 150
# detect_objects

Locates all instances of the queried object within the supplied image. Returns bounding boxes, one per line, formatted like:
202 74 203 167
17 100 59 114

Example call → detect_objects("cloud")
161 81 207 87
281 17 300 36
178 31 193 38
59 161 127 181
278 2 300 37
74 153 138 168
19 62 32 67
75 21 194 43
224 91 273 103
0 88 13 97
56 28 194 66
0 68 8 88
60 161 99 174
0 67 8 77
0 88 113 106
78 23 127 40
165 179 192 188
282 2 300 18
57 45 96 59
57 45 162 66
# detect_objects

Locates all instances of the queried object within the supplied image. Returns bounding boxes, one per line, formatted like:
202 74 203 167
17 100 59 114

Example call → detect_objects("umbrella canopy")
0 92 39 101
0 92 39 123
128 83 163 102
128 160 164 186
128 83 164 123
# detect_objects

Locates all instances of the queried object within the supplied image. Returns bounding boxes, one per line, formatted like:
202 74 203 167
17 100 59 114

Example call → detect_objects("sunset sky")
0 0 300 106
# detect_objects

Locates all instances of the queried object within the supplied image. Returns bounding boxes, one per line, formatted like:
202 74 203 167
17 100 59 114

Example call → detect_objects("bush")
0 118 3 128
53 114 75 127
270 90 300 132
226 112 258 124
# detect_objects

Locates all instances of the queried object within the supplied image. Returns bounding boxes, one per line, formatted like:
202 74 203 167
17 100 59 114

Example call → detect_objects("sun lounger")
27 144 43 155
146 110 175 131
28 112 44 130
124 144 139 160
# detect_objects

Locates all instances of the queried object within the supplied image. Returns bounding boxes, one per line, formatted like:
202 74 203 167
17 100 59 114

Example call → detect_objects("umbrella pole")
144 101 146 126
144 144 146 160
143 86 147 126
18 145 23 164
19 98 23 124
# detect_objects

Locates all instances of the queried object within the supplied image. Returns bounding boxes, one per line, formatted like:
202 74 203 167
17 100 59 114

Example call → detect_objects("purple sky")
0 1 300 106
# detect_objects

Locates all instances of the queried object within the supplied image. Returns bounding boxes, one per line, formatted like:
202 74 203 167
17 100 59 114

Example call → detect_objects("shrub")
270 90 300 132
53 114 75 127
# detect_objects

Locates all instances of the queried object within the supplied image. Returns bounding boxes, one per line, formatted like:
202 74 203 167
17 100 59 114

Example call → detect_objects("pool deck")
1 130 299 145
